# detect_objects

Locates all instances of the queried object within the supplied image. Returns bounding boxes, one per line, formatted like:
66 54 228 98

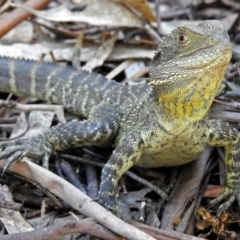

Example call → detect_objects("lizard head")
148 20 232 121
149 20 232 87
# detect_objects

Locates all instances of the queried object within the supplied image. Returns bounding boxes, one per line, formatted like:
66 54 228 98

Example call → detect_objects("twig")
132 221 205 240
0 99 66 123
125 171 168 200
60 160 87 194
0 218 122 240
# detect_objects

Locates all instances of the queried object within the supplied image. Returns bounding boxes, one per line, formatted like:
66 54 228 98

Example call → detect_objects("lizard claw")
2 150 24 176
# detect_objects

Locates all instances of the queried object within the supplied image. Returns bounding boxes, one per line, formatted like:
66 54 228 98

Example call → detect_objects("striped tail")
0 57 118 118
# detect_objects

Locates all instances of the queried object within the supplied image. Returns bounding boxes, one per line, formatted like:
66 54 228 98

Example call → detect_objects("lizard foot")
0 134 53 173
97 192 119 215
210 181 240 214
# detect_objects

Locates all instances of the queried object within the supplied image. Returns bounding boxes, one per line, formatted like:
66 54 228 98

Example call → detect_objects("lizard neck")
155 69 225 122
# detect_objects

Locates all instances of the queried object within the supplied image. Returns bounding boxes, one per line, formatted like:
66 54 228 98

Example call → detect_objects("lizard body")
0 20 239 214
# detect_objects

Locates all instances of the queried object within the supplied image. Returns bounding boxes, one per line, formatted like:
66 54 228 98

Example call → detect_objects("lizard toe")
0 146 25 160
217 195 235 214
0 134 53 172
2 150 23 175
0 138 28 148
210 180 240 213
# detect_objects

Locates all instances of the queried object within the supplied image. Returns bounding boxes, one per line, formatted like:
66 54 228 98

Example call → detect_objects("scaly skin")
0 20 239 214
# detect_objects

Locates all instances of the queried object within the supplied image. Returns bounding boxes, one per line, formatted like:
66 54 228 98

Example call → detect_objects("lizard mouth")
178 44 232 71
149 43 232 86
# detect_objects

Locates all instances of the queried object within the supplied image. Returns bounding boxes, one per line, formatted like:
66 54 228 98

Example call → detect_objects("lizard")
0 20 238 215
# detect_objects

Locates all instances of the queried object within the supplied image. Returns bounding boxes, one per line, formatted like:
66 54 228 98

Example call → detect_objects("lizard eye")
178 33 188 45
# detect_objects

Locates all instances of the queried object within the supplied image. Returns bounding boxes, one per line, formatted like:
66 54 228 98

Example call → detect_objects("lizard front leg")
98 131 144 214
0 103 120 170
208 119 240 212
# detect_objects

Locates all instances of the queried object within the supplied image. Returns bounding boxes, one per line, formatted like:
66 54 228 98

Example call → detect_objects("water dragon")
0 20 238 214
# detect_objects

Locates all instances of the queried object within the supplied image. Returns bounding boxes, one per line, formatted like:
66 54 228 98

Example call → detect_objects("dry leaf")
83 33 118 71
11 0 143 28
122 0 156 22
0 185 33 233
0 42 154 62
